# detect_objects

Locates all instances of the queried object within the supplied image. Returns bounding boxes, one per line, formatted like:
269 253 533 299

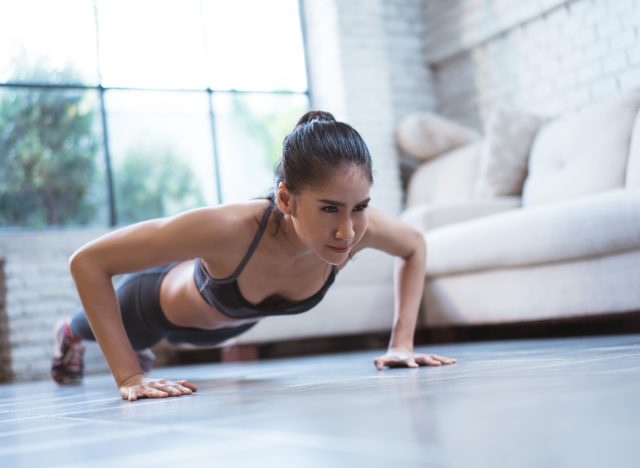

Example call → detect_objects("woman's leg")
53 263 180 384
68 264 175 351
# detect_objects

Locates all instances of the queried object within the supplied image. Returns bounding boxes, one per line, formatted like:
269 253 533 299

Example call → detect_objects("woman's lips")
329 245 349 253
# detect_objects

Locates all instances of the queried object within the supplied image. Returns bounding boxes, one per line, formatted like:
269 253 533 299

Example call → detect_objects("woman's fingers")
415 355 442 366
175 385 193 394
148 388 169 398
152 383 185 397
374 353 458 370
430 354 457 364
374 356 415 370
177 380 198 392
415 354 457 365
120 378 197 402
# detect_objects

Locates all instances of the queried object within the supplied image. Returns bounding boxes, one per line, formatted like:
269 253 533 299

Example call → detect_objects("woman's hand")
118 373 198 401
374 347 457 370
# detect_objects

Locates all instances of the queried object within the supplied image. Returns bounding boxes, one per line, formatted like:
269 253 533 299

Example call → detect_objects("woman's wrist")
117 371 145 387
388 341 414 352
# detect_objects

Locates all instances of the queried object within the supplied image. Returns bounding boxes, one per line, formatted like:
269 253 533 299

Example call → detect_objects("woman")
51 111 456 402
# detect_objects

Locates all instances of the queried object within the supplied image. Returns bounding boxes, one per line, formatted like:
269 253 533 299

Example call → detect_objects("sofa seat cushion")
425 189 640 277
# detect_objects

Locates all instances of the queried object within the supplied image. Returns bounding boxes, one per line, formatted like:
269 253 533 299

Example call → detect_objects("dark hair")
253 110 374 236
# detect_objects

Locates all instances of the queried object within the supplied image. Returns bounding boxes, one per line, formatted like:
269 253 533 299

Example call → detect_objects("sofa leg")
220 345 259 362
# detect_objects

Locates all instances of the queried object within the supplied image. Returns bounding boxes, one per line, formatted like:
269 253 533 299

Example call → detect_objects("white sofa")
398 89 640 328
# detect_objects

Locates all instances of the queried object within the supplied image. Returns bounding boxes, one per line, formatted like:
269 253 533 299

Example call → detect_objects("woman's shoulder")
199 198 271 225
196 198 272 249
195 198 272 274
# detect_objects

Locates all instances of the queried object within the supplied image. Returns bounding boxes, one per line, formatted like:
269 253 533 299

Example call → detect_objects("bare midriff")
158 259 251 330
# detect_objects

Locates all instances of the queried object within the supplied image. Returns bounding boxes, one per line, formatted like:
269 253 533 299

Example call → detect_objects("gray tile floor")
1 333 639 468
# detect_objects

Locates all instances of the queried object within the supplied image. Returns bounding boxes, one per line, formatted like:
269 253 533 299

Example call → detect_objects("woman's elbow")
68 246 95 277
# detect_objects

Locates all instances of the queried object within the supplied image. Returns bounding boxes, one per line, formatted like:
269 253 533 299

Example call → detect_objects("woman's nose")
336 219 355 240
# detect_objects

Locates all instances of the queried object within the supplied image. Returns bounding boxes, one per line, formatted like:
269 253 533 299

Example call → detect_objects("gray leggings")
69 262 258 350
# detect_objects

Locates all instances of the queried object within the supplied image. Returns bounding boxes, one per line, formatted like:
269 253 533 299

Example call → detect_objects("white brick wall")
0 229 112 381
425 0 640 128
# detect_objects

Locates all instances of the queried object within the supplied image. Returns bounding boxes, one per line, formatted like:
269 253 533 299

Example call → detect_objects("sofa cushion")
473 107 545 198
425 189 640 277
396 112 480 162
405 141 482 208
522 89 640 206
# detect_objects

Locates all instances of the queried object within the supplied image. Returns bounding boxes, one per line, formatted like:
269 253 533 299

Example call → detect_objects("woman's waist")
159 260 257 330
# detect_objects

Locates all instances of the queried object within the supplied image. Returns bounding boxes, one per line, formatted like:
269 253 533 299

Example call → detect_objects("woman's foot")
51 317 155 382
51 317 85 385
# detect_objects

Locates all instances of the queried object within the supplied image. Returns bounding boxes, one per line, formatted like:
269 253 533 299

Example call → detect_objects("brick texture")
424 0 640 128
0 229 113 381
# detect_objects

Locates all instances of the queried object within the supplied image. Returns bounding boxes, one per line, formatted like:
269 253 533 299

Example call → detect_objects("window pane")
0 88 107 228
96 0 208 89
105 90 217 225
204 0 307 92
213 92 308 203
0 0 98 85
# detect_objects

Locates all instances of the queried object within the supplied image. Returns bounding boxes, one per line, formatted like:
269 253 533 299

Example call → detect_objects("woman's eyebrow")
317 197 371 206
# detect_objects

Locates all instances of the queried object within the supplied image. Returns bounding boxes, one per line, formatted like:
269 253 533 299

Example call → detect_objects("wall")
302 0 436 207
0 229 113 381
424 0 640 129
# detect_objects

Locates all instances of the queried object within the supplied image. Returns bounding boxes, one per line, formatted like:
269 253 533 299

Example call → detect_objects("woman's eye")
321 205 368 213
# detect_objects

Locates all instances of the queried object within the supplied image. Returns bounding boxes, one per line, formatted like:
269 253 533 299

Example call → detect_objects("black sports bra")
193 202 338 320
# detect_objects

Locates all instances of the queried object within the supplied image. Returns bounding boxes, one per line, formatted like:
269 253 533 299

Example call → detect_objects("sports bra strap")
225 203 273 281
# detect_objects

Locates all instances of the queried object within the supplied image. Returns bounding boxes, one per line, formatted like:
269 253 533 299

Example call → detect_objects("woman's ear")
276 182 294 215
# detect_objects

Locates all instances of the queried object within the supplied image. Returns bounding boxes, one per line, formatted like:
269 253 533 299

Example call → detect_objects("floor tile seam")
0 390 112 408
0 425 166 456
0 413 59 424
0 420 88 439
0 397 195 421
0 396 120 415
448 353 640 374
514 352 640 370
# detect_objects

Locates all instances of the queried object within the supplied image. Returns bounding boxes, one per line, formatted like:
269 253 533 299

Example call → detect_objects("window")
0 0 308 228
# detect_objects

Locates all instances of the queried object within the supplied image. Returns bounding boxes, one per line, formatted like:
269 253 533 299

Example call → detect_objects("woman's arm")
357 206 456 369
389 231 426 350
69 205 240 394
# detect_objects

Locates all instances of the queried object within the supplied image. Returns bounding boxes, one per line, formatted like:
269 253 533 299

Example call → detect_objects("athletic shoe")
135 348 155 374
51 317 85 385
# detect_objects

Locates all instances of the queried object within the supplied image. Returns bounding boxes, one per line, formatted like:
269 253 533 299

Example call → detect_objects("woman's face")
279 167 371 265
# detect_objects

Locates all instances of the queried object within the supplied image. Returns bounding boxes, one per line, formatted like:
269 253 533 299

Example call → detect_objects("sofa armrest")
400 197 522 231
